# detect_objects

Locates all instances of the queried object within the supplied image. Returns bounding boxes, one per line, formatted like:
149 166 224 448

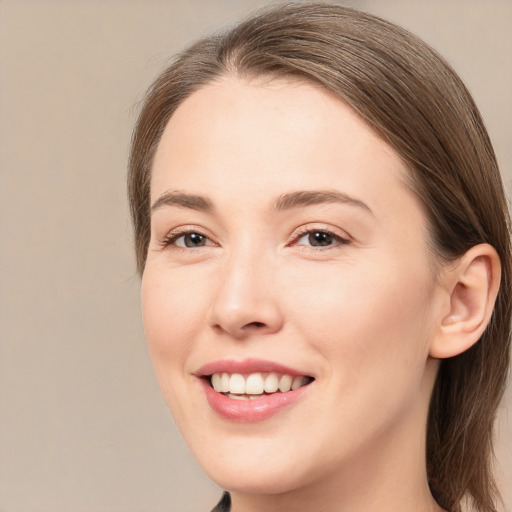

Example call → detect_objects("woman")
128 3 511 512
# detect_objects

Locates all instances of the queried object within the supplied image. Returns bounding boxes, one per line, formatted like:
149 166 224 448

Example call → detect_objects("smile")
197 359 315 421
209 372 313 398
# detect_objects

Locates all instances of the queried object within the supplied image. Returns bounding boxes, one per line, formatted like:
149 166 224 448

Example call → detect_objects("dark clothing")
211 492 231 512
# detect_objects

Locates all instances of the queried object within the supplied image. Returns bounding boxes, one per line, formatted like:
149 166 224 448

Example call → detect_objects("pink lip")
195 358 314 422
199 378 312 423
196 358 309 377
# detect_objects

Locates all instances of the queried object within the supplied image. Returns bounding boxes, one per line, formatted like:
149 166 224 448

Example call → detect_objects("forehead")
152 76 410 198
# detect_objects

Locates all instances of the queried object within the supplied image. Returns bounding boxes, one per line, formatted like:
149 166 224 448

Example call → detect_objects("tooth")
245 373 264 394
230 373 245 394
278 374 293 392
214 372 308 395
291 376 305 390
211 373 222 392
264 373 279 393
227 393 247 400
220 373 230 393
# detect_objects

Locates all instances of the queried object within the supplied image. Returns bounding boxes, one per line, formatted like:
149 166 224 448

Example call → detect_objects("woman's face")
142 77 444 494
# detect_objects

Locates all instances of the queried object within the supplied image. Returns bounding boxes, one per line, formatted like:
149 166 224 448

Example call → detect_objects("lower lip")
200 378 311 422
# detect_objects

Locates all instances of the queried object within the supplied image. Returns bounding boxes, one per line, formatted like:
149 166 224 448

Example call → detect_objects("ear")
429 244 501 359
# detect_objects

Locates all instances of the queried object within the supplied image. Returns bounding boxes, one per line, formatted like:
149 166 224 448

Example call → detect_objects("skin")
142 77 451 512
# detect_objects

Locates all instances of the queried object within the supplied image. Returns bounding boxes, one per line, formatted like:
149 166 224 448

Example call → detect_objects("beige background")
0 1 510 511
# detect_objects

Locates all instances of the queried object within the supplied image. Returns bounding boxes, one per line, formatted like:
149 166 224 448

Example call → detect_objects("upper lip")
196 358 312 377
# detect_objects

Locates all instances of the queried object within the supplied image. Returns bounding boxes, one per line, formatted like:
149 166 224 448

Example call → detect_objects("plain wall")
0 1 510 511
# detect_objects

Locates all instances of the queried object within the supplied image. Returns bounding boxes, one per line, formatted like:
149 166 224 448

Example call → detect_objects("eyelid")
158 223 350 250
160 225 217 249
289 224 351 248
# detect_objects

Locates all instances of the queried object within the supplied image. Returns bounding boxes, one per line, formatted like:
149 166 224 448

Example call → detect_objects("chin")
206 463 308 496
187 436 320 496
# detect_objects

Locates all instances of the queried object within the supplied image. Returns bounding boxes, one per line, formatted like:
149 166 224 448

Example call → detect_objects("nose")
208 248 284 339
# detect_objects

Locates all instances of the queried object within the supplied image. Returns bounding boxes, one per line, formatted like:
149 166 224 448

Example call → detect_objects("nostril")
246 321 265 329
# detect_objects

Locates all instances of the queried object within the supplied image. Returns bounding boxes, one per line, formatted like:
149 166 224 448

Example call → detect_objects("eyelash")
160 225 350 251
291 226 350 249
161 227 214 250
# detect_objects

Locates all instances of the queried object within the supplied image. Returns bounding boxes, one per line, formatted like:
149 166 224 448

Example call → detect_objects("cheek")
141 268 212 427
141 268 206 373
283 258 435 391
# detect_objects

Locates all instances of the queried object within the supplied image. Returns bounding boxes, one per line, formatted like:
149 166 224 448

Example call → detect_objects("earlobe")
429 244 501 359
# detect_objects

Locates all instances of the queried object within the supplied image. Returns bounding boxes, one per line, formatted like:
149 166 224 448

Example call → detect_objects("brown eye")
308 231 336 246
162 228 217 250
178 232 208 247
297 230 342 248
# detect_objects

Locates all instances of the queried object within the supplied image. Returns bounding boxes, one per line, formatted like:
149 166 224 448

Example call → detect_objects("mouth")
196 359 315 421
205 372 315 400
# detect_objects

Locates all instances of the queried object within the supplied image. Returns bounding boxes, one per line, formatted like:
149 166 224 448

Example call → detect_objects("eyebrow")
273 190 373 215
151 189 373 215
151 191 214 212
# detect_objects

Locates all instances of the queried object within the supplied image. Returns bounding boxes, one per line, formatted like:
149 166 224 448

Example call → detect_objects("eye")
162 230 214 249
294 229 349 248
176 232 208 247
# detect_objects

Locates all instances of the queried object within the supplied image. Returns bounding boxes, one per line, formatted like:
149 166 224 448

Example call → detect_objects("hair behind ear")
427 244 507 511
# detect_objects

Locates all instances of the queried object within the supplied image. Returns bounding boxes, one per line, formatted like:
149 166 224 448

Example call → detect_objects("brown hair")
128 3 511 511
